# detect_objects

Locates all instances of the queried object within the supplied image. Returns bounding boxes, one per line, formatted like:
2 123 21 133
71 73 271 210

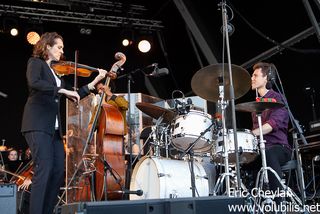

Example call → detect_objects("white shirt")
50 68 61 129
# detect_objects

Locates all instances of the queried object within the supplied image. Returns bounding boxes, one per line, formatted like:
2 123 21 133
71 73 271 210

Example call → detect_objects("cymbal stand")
131 115 165 161
151 116 164 157
162 125 171 159
212 98 234 196
254 113 303 210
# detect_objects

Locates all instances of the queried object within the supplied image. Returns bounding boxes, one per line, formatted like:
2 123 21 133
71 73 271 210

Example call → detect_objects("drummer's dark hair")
253 62 275 89
32 32 64 60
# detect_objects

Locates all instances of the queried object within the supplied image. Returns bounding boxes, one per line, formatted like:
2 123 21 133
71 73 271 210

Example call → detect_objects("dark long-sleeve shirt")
251 89 291 149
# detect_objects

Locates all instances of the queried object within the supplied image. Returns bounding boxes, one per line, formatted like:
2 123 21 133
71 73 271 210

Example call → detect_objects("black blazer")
21 57 90 136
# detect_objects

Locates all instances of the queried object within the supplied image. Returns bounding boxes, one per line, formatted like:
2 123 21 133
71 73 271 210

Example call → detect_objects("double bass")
53 52 127 202
84 53 127 200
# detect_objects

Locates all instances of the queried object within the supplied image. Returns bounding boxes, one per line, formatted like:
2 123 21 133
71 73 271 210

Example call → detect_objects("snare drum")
129 156 209 200
171 110 214 152
212 129 258 164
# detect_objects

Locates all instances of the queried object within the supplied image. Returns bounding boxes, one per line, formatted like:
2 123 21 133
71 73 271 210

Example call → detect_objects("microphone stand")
219 0 242 192
101 157 122 200
117 64 167 193
117 69 139 195
179 122 215 197
117 66 151 193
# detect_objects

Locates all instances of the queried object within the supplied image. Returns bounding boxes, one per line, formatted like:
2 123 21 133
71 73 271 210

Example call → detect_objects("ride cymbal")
191 64 251 102
136 102 175 123
235 101 285 113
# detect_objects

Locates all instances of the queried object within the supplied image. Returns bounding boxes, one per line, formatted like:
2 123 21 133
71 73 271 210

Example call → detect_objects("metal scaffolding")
0 1 164 30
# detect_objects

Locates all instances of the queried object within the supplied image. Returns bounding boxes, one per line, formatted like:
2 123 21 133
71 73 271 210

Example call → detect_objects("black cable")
227 1 320 54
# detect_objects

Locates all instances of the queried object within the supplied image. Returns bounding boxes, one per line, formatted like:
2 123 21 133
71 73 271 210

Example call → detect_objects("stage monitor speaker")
0 183 17 214
57 196 247 214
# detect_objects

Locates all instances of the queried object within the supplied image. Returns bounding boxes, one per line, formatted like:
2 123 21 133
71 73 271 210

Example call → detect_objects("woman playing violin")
20 32 114 214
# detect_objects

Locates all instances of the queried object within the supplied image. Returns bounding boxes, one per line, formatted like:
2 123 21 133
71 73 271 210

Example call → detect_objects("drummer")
244 62 291 204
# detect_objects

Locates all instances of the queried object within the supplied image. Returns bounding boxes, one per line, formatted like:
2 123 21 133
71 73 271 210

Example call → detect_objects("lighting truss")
0 2 164 30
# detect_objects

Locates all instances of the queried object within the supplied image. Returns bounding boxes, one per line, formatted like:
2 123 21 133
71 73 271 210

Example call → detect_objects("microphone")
114 189 143 196
147 65 169 77
182 96 186 112
0 91 8 98
187 98 192 105
220 23 235 36
313 155 320 162
146 63 158 69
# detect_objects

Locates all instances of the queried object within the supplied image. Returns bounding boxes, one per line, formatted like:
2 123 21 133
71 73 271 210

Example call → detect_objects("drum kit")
129 63 288 200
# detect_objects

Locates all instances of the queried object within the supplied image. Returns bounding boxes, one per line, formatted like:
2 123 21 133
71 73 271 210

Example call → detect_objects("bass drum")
130 156 209 200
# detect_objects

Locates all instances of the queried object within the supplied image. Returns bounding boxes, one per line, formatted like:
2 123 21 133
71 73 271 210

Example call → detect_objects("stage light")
120 28 134 47
80 27 92 35
26 31 41 45
2 17 19 37
10 28 19 36
138 39 151 53
122 39 131 47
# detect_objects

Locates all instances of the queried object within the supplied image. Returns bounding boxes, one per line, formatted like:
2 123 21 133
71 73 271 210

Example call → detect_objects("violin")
51 52 126 78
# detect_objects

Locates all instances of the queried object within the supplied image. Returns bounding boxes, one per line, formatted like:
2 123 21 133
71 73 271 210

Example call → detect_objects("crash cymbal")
191 64 251 102
235 101 285 113
136 102 175 123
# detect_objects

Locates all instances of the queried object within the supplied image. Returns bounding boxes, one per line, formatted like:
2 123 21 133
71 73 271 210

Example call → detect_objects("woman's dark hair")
32 32 64 60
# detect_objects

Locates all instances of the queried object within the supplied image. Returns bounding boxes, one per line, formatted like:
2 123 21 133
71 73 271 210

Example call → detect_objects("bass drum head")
130 156 209 200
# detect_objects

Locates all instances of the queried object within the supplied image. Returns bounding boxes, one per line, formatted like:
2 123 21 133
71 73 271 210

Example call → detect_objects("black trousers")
242 144 292 192
24 131 65 214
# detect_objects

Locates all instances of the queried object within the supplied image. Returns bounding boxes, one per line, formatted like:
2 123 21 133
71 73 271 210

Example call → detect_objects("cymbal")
136 102 175 123
235 101 285 113
191 64 251 102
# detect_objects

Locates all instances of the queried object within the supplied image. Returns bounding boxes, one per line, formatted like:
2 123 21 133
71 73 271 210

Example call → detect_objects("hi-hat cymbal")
136 102 175 123
191 64 251 102
235 101 285 113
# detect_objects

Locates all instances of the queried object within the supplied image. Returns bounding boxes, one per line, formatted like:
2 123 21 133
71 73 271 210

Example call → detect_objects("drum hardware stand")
163 125 171 159
179 122 215 197
254 112 304 212
151 116 165 157
212 78 242 196
131 114 167 164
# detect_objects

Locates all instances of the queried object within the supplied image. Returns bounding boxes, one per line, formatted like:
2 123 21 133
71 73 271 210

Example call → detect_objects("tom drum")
171 110 214 153
212 129 258 164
